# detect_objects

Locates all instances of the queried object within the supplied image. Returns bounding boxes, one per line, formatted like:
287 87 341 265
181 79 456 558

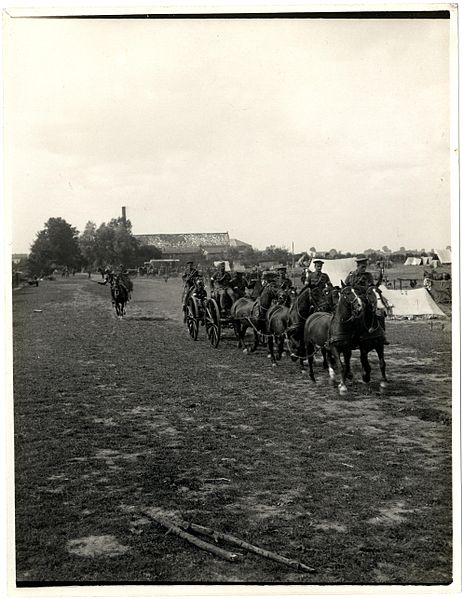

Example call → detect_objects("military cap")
276 265 287 271
186 261 194 265
355 254 368 263
313 259 324 264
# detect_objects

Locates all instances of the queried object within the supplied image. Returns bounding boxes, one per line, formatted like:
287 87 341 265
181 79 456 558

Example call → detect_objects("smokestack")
122 206 127 225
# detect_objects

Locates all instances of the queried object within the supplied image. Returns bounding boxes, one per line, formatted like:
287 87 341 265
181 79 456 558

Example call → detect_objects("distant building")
134 232 252 266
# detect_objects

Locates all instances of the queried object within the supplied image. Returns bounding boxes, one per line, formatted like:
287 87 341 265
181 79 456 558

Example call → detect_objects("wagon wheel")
205 298 221 348
186 296 200 341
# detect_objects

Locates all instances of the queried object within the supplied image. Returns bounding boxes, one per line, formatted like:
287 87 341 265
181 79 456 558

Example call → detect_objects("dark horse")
356 286 389 388
110 275 130 318
285 285 339 371
300 285 363 395
230 282 280 353
264 287 295 365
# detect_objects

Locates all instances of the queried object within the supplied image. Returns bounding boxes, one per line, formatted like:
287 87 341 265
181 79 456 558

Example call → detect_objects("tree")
79 221 98 271
309 246 316 254
28 217 81 275
93 217 141 268
134 244 162 265
381 246 391 254
262 245 291 264
328 248 337 258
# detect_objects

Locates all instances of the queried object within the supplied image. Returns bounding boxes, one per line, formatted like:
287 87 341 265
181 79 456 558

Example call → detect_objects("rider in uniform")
210 262 235 315
275 266 294 291
116 264 133 298
345 255 389 343
182 261 200 307
306 259 332 291
229 271 247 299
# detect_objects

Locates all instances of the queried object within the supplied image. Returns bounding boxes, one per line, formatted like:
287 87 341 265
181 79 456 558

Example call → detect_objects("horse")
285 285 339 371
265 287 296 365
110 275 129 318
230 282 280 353
300 285 363 395
356 286 389 388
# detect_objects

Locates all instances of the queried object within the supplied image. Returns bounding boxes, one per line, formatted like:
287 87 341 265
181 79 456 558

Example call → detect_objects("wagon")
183 277 222 348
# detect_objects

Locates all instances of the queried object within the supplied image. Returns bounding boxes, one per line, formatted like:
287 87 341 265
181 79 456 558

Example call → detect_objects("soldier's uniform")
182 262 200 308
211 264 234 314
116 264 133 297
344 269 375 297
229 272 247 298
182 263 200 289
275 267 294 292
306 271 332 291
346 255 389 343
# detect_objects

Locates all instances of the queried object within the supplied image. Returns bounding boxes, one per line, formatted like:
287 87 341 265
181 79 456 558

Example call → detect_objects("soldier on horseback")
116 264 133 298
306 259 332 291
275 266 294 291
211 262 235 316
345 255 389 344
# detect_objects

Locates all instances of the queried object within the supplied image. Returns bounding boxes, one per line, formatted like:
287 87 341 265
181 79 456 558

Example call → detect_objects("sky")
5 12 453 255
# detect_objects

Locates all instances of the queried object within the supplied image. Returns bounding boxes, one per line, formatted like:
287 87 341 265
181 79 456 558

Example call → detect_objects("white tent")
380 286 445 318
310 257 356 288
421 256 432 265
404 257 422 266
436 249 452 264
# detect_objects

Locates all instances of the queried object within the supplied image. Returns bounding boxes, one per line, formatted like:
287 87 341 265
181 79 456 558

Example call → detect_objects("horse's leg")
306 342 316 382
234 321 243 349
250 325 259 353
331 346 348 395
344 348 353 381
360 346 372 383
327 351 336 383
268 336 277 367
277 336 285 359
321 348 328 369
376 342 388 388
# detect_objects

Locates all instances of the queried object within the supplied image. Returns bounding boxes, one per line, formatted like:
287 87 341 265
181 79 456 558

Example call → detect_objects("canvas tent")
380 286 445 318
436 249 452 264
310 257 356 288
404 257 422 266
421 256 432 265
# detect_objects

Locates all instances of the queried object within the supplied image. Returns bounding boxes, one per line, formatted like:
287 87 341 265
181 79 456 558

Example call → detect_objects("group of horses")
226 279 388 396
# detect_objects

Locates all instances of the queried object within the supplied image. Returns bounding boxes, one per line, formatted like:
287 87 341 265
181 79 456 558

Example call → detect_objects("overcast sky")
5 14 452 254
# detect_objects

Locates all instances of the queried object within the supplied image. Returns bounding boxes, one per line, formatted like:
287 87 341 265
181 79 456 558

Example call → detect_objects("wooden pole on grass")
146 512 241 562
178 519 316 573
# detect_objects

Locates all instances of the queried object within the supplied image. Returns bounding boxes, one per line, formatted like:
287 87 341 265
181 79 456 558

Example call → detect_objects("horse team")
215 275 388 396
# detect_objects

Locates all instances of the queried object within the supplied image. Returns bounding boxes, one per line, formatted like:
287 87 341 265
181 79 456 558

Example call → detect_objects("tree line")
22 216 447 277
26 217 161 276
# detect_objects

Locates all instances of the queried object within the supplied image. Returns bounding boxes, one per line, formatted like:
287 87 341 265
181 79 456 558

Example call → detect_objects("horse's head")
337 285 363 321
260 281 279 307
276 288 292 307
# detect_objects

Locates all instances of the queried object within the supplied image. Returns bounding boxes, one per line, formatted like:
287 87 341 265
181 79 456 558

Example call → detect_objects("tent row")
404 250 451 266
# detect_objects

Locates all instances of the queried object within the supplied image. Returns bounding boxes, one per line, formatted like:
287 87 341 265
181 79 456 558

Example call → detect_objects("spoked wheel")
205 298 221 348
186 296 200 341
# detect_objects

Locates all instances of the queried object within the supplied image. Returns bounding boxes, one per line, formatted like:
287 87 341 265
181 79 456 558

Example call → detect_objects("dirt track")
13 276 453 585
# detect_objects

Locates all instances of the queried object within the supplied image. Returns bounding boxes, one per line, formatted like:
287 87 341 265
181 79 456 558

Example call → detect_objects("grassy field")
13 276 453 586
